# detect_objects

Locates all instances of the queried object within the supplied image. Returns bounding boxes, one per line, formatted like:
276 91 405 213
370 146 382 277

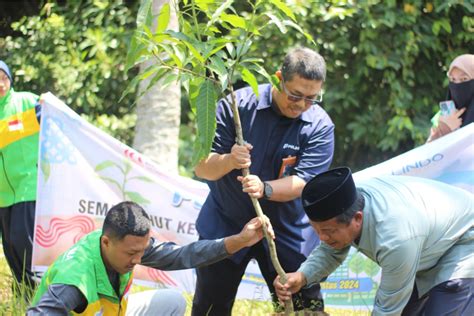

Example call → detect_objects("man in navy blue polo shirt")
191 47 335 315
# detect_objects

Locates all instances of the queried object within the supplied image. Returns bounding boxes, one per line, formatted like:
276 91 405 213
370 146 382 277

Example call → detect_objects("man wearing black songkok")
274 167 473 315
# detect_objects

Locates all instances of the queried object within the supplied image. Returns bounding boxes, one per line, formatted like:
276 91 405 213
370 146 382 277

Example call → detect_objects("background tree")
243 0 473 169
133 0 181 173
1 0 471 175
0 0 139 145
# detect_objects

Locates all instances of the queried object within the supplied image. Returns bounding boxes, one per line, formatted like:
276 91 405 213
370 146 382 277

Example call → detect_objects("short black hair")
102 201 151 241
335 189 365 225
281 47 326 82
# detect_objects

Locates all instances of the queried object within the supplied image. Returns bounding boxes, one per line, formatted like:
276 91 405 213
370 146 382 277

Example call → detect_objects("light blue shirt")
299 176 474 316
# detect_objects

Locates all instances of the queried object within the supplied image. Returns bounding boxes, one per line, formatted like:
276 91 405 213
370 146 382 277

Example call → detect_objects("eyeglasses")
448 75 470 84
281 81 323 105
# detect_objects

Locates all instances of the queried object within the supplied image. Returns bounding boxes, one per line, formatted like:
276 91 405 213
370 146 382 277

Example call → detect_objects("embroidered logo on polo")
282 143 300 151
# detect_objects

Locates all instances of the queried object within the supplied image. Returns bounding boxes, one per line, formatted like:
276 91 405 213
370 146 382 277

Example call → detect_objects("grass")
0 245 22 315
183 293 274 316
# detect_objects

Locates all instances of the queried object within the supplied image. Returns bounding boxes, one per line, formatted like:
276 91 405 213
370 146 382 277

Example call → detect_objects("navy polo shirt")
196 84 335 263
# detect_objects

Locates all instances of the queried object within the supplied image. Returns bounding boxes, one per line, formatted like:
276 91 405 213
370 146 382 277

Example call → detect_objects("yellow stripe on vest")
71 296 128 315
0 108 40 149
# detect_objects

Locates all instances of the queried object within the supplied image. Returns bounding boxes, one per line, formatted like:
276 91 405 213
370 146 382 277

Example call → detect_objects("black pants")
192 240 323 316
0 201 37 295
402 279 474 316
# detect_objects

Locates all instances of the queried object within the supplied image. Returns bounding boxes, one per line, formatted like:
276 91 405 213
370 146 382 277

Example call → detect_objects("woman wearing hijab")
427 54 474 142
0 60 40 299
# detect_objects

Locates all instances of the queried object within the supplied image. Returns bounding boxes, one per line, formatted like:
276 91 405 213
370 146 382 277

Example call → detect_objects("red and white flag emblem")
8 119 23 131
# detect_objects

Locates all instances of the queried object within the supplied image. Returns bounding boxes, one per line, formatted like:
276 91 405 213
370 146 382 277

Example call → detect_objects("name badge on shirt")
278 155 297 178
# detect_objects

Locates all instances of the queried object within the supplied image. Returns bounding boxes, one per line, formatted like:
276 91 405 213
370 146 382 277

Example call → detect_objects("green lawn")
0 244 18 315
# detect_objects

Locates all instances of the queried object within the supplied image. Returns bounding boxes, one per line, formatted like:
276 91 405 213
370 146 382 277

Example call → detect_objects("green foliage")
245 0 473 170
126 0 310 164
3 0 471 174
0 1 139 145
179 100 199 178
195 79 218 160
128 0 472 172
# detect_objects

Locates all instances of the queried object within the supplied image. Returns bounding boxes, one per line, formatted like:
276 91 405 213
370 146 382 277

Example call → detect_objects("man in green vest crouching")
28 201 274 315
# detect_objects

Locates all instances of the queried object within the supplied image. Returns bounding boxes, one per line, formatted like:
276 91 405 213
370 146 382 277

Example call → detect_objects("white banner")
354 123 474 192
33 93 473 313
33 92 269 300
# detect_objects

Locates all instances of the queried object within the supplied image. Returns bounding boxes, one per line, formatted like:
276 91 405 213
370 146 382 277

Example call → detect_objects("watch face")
264 182 273 198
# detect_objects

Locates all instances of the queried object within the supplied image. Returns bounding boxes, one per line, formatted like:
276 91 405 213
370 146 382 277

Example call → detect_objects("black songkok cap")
302 167 357 222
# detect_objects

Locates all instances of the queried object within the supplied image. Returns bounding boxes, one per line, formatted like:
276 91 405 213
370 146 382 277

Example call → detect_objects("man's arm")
194 153 234 181
222 216 272 254
267 175 306 201
141 216 273 270
274 242 349 302
27 284 86 315
195 143 252 181
298 242 350 286
238 174 306 202
371 238 423 316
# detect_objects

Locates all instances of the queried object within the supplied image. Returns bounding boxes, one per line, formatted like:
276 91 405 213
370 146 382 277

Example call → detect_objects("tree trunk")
133 0 180 174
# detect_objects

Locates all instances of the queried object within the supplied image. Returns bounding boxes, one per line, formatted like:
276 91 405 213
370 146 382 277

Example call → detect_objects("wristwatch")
263 182 273 199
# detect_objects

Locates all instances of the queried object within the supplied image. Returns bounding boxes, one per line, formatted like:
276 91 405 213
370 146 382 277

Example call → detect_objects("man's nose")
131 255 142 265
319 233 330 242
295 98 306 108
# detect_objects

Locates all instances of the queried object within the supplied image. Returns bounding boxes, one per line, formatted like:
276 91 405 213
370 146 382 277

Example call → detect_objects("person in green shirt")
28 201 274 315
0 60 40 297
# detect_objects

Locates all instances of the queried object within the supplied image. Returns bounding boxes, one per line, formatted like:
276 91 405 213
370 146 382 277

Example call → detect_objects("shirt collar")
255 84 273 110
300 106 317 123
90 231 115 296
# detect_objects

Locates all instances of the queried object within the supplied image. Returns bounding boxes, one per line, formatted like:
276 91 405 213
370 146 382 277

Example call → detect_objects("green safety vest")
0 88 40 207
32 230 133 315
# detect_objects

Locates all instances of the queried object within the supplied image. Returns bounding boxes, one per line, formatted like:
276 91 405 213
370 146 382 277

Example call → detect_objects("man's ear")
354 211 363 225
101 235 110 248
275 70 282 81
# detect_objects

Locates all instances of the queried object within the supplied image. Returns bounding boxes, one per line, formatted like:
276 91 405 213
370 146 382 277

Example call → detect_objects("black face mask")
448 79 474 109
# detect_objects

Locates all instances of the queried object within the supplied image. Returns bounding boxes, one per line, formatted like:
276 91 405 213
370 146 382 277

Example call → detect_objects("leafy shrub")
0 1 139 145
